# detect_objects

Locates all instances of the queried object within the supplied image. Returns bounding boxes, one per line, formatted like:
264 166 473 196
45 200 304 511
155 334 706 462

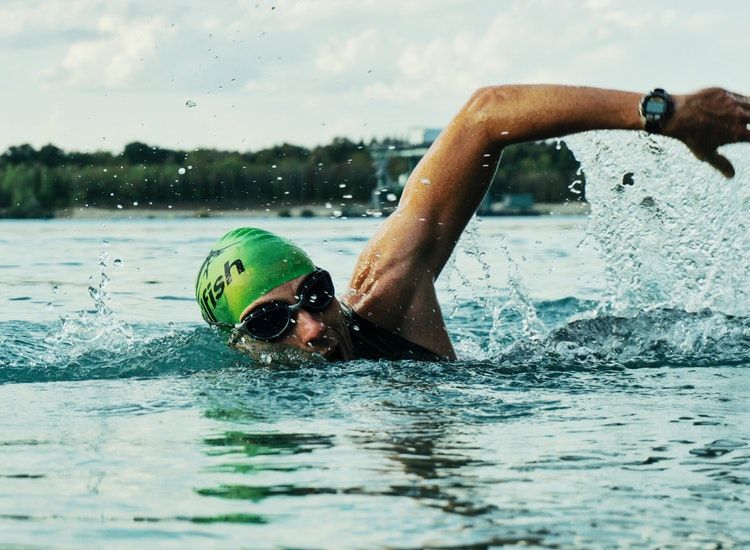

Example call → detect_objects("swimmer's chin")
228 332 332 366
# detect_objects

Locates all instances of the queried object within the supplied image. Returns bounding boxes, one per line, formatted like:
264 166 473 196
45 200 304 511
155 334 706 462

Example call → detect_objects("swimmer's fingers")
668 89 748 177
705 151 736 179
687 144 736 179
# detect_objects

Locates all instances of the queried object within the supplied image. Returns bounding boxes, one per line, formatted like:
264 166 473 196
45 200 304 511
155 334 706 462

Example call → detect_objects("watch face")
645 98 667 115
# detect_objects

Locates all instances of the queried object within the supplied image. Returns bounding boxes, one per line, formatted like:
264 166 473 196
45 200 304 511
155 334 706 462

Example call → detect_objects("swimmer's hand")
664 88 750 178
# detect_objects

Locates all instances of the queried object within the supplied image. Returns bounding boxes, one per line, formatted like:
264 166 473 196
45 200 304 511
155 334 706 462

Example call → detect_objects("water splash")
1 245 237 383
500 306 750 369
445 217 485 320
495 242 545 342
450 133 750 364
39 250 134 366
564 132 750 316
445 216 544 359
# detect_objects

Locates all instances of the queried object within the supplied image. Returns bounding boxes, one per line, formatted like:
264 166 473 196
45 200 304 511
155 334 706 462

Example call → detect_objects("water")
1 133 750 548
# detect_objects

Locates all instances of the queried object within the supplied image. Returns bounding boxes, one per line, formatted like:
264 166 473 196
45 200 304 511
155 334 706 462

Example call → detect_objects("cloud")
1 0 749 154
315 30 376 74
48 16 167 87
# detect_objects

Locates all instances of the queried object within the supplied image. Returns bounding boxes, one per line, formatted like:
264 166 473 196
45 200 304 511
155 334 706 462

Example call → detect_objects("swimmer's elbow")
460 86 519 142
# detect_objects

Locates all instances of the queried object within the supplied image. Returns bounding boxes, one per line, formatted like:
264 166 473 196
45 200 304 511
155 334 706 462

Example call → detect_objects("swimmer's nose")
294 308 327 346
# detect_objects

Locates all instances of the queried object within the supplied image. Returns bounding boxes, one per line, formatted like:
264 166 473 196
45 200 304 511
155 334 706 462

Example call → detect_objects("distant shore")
48 201 589 220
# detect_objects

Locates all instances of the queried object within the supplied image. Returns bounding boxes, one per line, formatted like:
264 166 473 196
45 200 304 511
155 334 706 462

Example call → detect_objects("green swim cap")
195 227 316 325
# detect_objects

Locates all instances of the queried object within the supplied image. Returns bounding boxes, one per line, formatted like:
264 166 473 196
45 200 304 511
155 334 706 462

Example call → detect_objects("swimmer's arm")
370 85 750 279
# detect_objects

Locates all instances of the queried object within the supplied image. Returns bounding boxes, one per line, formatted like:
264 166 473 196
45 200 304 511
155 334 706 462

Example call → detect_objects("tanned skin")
239 85 750 361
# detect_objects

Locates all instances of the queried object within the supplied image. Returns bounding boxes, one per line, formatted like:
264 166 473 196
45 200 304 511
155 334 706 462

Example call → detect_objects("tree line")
0 138 583 218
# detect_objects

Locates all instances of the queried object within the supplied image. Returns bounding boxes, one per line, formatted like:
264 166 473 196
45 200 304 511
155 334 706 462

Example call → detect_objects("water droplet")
325 202 332 209
178 167 186 175
116 204 123 209
113 258 123 267
51 284 60 294
187 165 193 169
352 324 360 331
387 145 396 150
132 201 138 206
45 302 54 311
185 100 197 108
386 193 397 202
103 240 109 247
339 184 346 188
342 194 353 199
420 178 431 185
260 353 272 364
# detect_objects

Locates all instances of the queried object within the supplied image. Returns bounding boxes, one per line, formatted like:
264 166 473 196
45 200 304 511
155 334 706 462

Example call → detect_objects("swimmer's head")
195 227 316 325
195 227 354 362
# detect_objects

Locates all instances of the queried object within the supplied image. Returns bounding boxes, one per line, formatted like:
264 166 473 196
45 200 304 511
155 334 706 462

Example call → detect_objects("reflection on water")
190 358 750 548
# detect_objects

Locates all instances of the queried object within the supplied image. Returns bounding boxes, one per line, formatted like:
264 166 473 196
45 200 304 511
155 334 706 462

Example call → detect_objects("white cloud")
315 30 376 74
0 0 749 153
52 16 167 87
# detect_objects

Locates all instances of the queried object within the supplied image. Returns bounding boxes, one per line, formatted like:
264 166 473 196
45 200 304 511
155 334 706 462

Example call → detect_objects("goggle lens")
242 303 292 341
300 270 334 311
239 269 335 342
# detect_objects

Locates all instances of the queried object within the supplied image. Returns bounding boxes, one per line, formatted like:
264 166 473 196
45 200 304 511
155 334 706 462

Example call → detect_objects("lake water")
2 133 750 548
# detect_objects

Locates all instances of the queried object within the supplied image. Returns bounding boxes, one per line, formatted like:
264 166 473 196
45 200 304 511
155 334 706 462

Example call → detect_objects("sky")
1 0 748 154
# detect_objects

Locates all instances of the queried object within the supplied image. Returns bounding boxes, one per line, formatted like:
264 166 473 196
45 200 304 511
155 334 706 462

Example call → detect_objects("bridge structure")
368 127 538 216
368 128 440 210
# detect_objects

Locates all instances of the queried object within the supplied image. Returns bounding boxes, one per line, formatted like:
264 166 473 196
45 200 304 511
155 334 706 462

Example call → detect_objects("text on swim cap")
199 258 245 323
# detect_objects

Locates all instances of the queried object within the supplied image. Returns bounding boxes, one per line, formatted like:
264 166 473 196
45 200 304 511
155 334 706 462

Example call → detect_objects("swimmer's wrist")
659 94 686 139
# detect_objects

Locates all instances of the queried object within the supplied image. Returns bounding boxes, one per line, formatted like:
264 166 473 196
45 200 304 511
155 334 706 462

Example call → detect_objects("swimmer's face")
232 272 354 362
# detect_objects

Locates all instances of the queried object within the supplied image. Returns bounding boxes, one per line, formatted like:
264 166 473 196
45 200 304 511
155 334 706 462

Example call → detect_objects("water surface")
2 133 750 548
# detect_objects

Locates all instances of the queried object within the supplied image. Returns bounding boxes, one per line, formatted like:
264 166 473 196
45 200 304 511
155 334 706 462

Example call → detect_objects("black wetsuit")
343 305 446 361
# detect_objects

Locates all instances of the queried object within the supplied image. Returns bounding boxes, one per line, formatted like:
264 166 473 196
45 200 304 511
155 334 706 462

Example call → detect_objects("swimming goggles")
232 268 335 342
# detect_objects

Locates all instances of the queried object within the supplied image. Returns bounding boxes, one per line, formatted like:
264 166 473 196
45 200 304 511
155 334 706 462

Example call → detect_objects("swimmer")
196 85 750 361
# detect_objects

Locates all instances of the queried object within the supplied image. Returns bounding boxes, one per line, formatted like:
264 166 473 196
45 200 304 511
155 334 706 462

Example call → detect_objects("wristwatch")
639 88 674 133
